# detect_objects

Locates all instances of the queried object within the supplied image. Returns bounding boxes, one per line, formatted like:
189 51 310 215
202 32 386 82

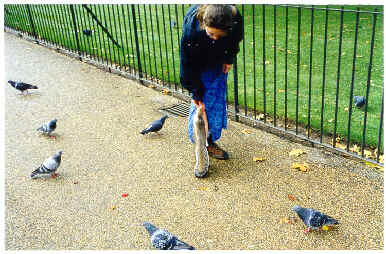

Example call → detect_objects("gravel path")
4 32 384 250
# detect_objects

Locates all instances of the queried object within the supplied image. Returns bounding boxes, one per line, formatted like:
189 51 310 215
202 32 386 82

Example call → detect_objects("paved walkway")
4 32 384 250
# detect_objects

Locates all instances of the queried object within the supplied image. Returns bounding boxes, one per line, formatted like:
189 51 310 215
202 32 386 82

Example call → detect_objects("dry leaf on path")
253 157 265 162
289 149 305 157
288 194 295 201
241 129 252 135
292 162 310 172
199 186 209 191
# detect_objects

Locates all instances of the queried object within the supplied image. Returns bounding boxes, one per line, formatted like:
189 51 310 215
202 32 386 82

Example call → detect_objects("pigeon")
354 95 366 108
170 20 177 28
143 222 195 250
8 80 38 95
37 118 57 138
31 150 63 179
82 29 93 36
292 205 339 233
140 115 168 135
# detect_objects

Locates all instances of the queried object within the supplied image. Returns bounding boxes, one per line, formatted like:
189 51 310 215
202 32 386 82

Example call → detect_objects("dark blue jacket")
180 5 243 101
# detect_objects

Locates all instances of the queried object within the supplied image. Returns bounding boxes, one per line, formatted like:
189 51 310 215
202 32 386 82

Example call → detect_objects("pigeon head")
57 150 63 156
292 205 301 212
8 80 14 84
143 222 158 236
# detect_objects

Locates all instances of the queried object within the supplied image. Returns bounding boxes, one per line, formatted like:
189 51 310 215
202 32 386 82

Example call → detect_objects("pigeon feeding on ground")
8 80 38 95
143 222 195 250
292 205 339 233
82 29 93 36
30 150 63 179
170 20 177 28
37 118 57 138
354 96 366 108
140 115 168 135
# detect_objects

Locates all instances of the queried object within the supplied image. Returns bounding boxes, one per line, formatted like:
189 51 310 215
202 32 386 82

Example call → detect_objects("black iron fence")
4 4 384 166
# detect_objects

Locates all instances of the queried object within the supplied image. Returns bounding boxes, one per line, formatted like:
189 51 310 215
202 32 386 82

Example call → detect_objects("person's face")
205 26 227 40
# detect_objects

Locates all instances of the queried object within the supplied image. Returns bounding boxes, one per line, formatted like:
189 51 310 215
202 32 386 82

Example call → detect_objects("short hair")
196 4 236 32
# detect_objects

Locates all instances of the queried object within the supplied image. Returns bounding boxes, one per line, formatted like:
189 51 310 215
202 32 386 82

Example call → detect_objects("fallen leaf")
241 129 252 135
289 149 305 157
364 161 383 171
288 194 295 201
199 186 209 191
350 144 360 153
344 107 349 111
279 89 285 93
73 181 79 184
280 216 293 224
379 155 384 164
110 206 116 211
265 60 270 65
292 162 309 172
148 84 156 88
364 150 373 158
121 193 128 197
253 157 265 162
256 113 265 120
335 142 346 150
161 89 169 95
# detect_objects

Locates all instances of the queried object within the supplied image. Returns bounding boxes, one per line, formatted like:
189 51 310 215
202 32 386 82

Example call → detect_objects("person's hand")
193 99 205 112
222 63 232 73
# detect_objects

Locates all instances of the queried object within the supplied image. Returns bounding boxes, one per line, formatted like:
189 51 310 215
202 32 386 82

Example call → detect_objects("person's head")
196 4 236 40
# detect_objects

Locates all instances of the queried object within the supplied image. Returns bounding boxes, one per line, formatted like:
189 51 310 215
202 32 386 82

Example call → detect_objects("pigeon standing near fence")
30 150 63 179
292 205 339 233
82 29 93 36
143 222 195 250
8 80 38 95
140 115 168 135
354 96 366 108
37 118 57 138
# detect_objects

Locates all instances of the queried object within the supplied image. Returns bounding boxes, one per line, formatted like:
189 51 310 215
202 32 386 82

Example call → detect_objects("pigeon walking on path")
140 115 168 135
354 96 366 108
30 150 63 179
8 80 38 95
292 205 339 233
37 118 57 138
143 222 195 250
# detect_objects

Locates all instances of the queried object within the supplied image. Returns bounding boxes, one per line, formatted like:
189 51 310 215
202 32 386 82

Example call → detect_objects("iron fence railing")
4 4 384 166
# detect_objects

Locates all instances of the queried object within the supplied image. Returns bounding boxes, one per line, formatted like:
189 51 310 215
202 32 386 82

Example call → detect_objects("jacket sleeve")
180 34 205 101
224 8 244 64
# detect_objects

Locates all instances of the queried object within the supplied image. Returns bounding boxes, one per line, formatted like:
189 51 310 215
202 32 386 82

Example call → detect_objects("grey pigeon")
143 222 195 250
31 150 63 179
8 80 38 94
170 20 177 28
354 96 366 108
292 205 339 233
37 118 57 138
82 29 93 36
140 115 168 135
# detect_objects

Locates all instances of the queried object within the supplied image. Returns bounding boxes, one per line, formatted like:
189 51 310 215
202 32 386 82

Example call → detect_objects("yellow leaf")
379 155 384 164
292 163 302 169
110 206 116 211
288 194 295 201
199 186 209 191
292 162 309 172
253 157 265 162
279 89 285 93
265 60 270 65
161 89 169 95
149 85 156 88
335 142 346 150
350 144 360 153
256 113 265 120
344 107 349 111
322 225 330 231
241 129 252 135
364 150 373 158
289 149 305 157
364 161 383 171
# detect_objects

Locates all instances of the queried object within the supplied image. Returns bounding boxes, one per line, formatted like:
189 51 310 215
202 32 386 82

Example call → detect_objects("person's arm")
180 35 205 101
223 7 243 65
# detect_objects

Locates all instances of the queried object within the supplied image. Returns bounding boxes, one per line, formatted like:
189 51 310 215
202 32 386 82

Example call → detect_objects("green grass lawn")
4 4 384 151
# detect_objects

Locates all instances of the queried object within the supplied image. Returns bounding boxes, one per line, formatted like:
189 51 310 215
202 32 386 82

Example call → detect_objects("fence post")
233 56 239 122
26 4 38 43
130 5 143 81
69 4 82 60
